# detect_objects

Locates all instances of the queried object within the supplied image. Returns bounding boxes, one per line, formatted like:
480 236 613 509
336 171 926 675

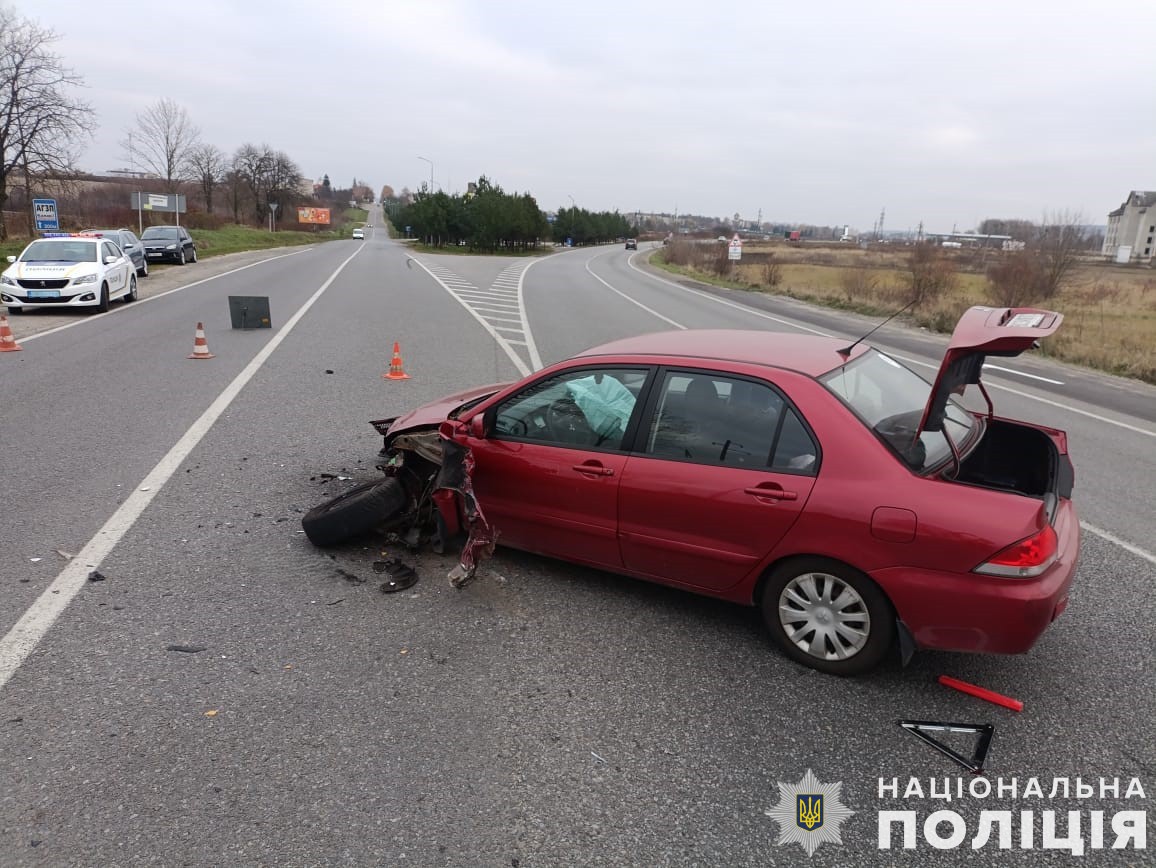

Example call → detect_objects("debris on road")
87 570 106 582
55 549 74 560
166 645 208 654
375 558 418 593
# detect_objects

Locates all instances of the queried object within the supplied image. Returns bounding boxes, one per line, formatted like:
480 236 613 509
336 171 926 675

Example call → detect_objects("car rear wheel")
301 477 407 547
760 557 894 676
124 275 138 303
95 283 110 313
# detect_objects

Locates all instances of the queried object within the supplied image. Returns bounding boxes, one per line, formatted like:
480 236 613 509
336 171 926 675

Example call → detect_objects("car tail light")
974 525 1058 578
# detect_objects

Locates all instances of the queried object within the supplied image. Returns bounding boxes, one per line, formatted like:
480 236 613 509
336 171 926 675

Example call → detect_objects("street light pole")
417 156 433 193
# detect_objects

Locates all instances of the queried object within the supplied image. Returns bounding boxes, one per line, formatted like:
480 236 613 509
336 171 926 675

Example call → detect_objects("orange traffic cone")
383 341 410 380
187 322 215 359
0 314 22 352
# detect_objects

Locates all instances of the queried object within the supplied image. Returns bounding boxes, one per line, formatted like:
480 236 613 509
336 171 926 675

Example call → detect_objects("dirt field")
656 240 1156 384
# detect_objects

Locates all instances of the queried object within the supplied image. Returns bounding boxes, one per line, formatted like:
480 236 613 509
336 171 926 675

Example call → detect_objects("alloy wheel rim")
778 571 871 661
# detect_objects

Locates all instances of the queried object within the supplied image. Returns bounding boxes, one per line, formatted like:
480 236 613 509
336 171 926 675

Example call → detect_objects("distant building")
1102 191 1156 263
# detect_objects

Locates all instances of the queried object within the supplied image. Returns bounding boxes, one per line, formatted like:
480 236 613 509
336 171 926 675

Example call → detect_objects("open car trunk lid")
915 306 1063 439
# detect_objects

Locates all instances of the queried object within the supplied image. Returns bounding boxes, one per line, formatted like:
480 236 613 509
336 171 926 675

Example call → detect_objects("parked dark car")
140 225 197 265
83 228 149 277
304 306 1079 676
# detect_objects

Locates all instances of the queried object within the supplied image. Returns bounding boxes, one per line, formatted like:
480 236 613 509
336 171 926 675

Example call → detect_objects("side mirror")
104 255 118 264
6 255 15 264
469 415 487 438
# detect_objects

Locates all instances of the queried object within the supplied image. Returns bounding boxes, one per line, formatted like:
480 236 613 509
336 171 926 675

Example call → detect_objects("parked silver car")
83 228 148 277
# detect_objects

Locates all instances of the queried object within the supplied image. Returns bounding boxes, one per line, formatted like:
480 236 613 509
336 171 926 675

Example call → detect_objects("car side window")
644 371 818 474
770 407 819 474
493 367 647 450
102 241 120 261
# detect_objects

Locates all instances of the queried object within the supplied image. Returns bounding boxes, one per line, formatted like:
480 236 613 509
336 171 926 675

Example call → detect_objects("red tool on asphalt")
939 675 1024 712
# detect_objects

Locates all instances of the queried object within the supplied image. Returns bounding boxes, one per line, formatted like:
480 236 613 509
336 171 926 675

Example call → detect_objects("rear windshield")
142 228 179 240
18 240 98 263
821 349 977 472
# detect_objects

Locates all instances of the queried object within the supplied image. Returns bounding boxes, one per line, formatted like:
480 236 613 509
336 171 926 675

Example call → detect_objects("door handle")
744 486 797 501
572 463 614 477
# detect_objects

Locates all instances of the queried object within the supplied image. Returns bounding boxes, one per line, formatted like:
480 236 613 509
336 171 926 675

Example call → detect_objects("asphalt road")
0 217 1152 866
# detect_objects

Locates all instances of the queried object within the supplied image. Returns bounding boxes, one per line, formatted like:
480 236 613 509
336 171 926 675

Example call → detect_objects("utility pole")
876 207 886 241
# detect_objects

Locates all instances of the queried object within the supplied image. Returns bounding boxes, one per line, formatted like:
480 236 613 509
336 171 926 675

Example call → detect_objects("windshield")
19 240 97 263
142 228 179 240
820 349 977 472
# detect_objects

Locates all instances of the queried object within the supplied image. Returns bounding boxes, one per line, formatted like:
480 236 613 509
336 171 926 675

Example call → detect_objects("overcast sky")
19 0 1156 233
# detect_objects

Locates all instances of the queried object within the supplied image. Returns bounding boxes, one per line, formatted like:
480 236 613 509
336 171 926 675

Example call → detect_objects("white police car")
2 233 138 314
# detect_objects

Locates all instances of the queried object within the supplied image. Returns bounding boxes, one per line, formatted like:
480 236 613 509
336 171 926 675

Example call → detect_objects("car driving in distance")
352 228 365 240
625 238 637 250
141 225 197 264
2 233 138 313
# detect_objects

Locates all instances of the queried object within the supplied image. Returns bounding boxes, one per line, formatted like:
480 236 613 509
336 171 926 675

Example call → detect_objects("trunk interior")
955 419 1058 500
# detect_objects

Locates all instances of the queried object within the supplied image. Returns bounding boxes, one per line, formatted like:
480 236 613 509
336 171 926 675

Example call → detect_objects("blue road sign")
33 199 59 231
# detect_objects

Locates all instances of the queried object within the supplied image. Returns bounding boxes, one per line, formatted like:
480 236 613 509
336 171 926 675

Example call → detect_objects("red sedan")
305 306 1079 676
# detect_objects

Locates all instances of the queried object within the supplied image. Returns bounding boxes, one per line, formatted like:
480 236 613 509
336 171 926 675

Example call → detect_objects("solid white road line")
982 363 1064 385
0 245 365 694
1080 522 1156 567
407 256 543 375
15 248 311 344
585 256 686 330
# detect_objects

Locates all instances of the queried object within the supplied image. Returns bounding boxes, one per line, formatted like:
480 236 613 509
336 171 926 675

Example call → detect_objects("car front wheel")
178 249 186 265
139 259 148 277
189 246 197 263
301 477 407 547
95 283 110 313
760 557 894 676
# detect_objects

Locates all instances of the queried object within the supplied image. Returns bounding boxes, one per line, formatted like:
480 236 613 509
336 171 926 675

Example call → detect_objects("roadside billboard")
297 207 331 225
131 192 186 213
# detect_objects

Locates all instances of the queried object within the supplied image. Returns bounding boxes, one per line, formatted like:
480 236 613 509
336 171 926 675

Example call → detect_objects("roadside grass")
652 242 1156 384
0 224 343 263
189 224 339 257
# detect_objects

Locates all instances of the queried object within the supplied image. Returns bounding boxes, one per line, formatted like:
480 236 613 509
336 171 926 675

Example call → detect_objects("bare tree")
0 6 95 239
906 243 959 308
186 142 226 214
986 251 1047 307
1034 210 1087 300
122 98 199 192
232 143 302 226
